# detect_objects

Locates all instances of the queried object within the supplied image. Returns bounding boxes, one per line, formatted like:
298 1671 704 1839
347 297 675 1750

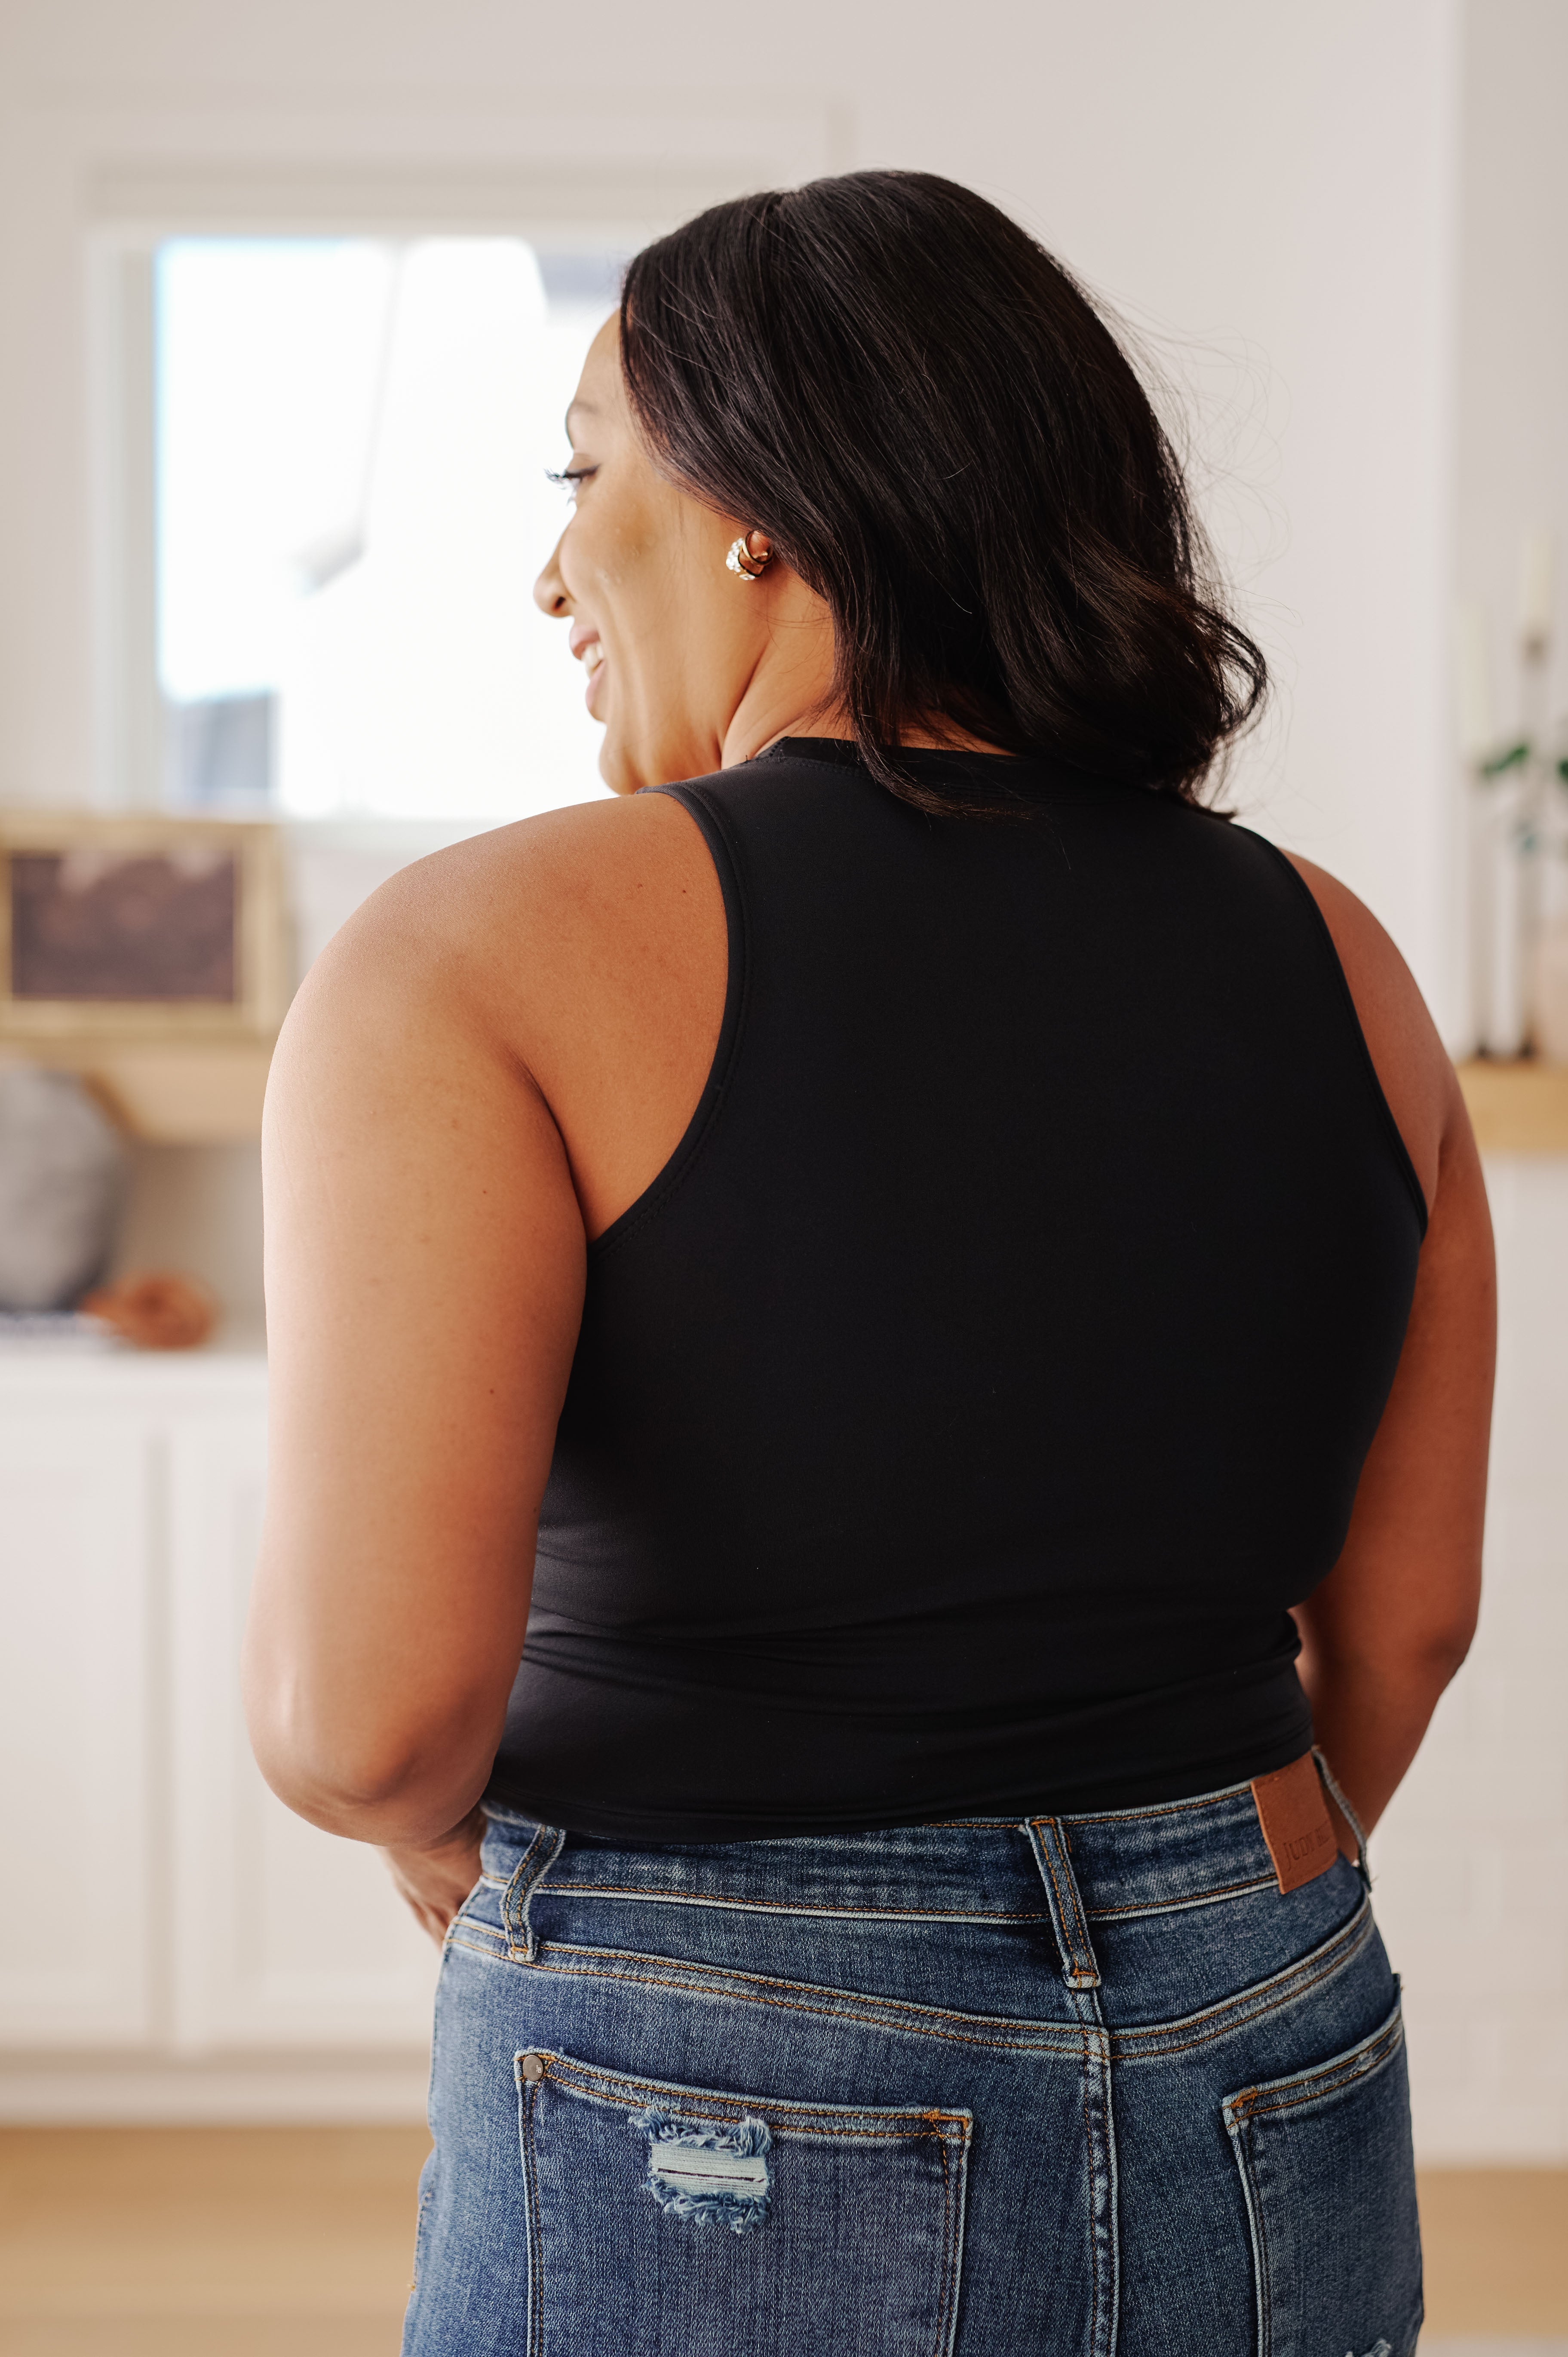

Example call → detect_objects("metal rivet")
520 2052 546 2082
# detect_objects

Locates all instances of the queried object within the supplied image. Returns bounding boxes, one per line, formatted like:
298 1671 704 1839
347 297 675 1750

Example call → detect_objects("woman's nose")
534 533 571 618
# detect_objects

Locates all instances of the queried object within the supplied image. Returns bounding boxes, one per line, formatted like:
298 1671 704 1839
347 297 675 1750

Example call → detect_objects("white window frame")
85 141 832 813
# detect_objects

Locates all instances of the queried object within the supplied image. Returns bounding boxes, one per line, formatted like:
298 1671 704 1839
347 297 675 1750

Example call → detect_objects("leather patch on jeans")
1251 1753 1338 1894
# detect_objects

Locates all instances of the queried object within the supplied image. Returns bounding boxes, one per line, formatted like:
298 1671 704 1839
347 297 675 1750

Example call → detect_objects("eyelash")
546 466 596 498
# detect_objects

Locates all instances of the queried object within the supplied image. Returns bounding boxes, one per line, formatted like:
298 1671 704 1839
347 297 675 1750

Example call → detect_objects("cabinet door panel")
170 1416 438 2051
0 1418 153 2044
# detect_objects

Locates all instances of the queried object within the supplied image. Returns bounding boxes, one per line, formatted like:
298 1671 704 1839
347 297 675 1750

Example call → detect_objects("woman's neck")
713 574 1010 766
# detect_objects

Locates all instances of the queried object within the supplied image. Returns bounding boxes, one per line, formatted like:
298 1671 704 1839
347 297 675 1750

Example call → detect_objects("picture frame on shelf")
0 811 287 1045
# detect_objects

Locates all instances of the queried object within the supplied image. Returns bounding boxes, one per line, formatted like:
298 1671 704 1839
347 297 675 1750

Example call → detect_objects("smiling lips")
570 627 606 716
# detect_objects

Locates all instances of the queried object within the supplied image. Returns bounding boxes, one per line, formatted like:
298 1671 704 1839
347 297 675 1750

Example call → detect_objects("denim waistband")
483 1768 1302 1927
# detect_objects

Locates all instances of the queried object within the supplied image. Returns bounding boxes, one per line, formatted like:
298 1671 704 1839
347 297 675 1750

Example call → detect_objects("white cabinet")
0 1412 154 2046
0 1344 437 2104
169 1412 439 2050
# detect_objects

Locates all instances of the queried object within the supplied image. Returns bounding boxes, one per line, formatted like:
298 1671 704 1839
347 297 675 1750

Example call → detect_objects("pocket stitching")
522 1877 1050 1922
1222 1996 1412 2357
519 2078 545 2357
503 1897 1373 2062
449 1898 1372 2064
524 2048 972 2143
517 2051 972 2357
1227 2013 1404 2124
934 2132 958 2357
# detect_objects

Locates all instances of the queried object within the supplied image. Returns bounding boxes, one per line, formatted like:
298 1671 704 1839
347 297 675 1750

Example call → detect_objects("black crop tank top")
486 740 1426 1838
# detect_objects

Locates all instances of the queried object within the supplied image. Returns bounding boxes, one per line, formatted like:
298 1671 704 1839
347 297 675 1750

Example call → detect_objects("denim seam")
1113 1903 1375 2062
533 2051 970 2142
486 1894 1374 2062
1221 1998 1404 2357
1228 2100 1270 2357
1060 1789 1256 1828
1102 2027 1122 2357
502 1824 566 1963
933 2130 963 2357
527 1868 1272 1924
448 1893 1372 2062
1313 1744 1374 1891
1084 1870 1278 1920
935 2135 952 2357
488 1863 1269 1924
927 1776 1261 1829
517 2077 544 2357
1226 2015 1404 2124
1079 2021 1099 2357
529 1941 1070 2044
512 1880 1049 1922
1090 2016 1120 2357
519 1947 1087 2056
1030 1817 1102 1988
447 1930 509 1961
945 2098 973 2357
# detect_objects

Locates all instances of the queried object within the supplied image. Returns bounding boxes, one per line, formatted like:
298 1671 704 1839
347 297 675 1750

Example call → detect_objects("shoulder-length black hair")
620 170 1265 816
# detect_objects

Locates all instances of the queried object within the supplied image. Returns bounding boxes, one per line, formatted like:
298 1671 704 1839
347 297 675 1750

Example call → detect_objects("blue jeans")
403 1773 1420 2356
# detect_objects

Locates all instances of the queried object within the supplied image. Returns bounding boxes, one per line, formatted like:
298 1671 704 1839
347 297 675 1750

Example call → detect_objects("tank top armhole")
1252 834 1430 1240
586 780 750 1263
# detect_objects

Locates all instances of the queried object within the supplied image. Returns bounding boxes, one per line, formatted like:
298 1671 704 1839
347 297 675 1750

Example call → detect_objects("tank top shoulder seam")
1247 830 1430 1237
586 778 751 1264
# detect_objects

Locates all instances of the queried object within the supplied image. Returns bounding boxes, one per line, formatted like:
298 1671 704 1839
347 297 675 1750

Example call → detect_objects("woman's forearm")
1295 1633 1471 1853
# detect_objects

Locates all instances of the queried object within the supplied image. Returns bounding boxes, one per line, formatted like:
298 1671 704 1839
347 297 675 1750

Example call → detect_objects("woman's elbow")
1296 1590 1480 1695
246 1704 408 1839
1416 1613 1478 1688
241 1656 474 1846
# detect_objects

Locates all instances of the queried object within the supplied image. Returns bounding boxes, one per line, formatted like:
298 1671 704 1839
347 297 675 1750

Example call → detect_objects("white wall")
1375 1158 1568 2162
1456 0 1568 751
1365 0 1568 2165
0 0 1464 1019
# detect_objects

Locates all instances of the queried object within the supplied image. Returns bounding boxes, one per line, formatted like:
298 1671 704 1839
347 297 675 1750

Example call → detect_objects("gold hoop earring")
725 531 773 582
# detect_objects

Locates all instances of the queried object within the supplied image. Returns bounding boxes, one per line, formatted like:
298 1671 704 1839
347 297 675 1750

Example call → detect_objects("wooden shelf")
0 1043 272 1143
1457 1059 1568 1155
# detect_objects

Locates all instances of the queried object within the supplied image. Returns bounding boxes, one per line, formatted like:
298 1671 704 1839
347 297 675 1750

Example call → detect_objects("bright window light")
156 236 617 822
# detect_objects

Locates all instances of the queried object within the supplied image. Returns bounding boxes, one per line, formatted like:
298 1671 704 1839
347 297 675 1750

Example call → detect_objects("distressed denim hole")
630 2107 772 2232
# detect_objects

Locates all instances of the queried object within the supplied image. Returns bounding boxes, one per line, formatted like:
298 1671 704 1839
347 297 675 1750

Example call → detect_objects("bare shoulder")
279 787 721 1075
1282 853 1460 1217
268 787 727 1241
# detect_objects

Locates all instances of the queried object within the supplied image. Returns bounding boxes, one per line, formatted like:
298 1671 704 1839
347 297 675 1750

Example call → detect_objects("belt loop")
1026 1817 1102 1990
503 1823 566 1962
1312 1748 1372 1893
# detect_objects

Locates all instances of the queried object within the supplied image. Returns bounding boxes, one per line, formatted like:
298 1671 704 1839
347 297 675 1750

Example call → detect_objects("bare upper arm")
247 845 588 1833
1282 853 1495 1667
245 790 726 1838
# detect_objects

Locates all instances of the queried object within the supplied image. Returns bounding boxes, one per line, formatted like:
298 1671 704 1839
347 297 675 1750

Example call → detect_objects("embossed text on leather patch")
1251 1753 1338 1894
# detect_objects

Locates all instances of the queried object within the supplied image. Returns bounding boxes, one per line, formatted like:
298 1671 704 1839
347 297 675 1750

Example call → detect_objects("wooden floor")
0 2131 1563 2354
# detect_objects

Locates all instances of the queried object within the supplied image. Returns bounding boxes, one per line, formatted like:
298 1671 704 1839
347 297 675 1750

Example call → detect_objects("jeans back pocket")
1223 1993 1422 2357
516 2048 970 2356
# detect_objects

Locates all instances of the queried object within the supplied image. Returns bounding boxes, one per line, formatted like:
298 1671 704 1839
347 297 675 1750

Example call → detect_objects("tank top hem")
483 1723 1318 1846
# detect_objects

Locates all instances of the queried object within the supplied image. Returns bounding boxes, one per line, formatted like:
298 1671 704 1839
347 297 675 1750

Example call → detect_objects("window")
155 236 618 822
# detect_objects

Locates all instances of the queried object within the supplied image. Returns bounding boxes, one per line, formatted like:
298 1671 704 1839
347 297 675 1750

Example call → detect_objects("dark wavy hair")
620 170 1265 817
